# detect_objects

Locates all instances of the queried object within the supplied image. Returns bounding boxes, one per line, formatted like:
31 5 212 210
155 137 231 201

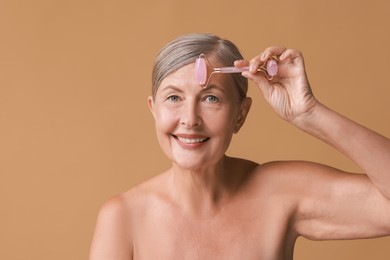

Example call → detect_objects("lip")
172 134 210 148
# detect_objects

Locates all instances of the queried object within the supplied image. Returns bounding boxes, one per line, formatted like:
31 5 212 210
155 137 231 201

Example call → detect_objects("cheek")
204 109 238 135
154 107 178 133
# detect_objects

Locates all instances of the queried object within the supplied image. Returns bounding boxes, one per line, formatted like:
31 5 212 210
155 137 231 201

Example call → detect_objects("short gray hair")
152 33 248 100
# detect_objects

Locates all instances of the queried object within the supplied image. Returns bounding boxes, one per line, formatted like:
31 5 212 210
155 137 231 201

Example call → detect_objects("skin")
89 47 390 260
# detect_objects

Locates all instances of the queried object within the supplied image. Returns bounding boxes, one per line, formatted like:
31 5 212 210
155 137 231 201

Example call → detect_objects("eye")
205 95 219 103
167 95 180 102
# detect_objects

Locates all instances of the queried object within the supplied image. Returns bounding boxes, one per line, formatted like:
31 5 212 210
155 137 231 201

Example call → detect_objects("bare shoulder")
254 160 353 184
258 159 339 174
89 193 133 259
251 160 322 185
89 174 168 260
224 157 333 190
248 160 361 203
257 160 375 195
96 178 158 222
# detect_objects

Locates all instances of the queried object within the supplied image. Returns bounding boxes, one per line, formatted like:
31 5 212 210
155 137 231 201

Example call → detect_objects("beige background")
1 0 389 259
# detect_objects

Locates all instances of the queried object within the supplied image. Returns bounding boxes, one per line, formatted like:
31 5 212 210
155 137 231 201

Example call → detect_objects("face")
148 62 251 171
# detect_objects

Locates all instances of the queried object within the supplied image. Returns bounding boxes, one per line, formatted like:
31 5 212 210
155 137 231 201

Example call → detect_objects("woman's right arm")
89 196 133 260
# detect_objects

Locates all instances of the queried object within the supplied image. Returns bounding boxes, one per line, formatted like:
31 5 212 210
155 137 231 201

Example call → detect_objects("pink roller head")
195 54 207 86
266 59 278 77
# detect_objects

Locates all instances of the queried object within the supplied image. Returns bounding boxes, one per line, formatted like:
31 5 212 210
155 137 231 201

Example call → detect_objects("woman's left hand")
239 47 318 125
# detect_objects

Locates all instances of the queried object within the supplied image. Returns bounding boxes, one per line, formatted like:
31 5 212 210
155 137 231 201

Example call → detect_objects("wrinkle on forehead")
157 62 241 102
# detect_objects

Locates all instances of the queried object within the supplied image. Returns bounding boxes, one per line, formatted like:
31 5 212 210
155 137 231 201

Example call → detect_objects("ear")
147 96 156 119
234 97 252 134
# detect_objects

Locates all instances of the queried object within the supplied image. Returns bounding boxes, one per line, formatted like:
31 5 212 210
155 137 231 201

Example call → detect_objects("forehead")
158 62 237 95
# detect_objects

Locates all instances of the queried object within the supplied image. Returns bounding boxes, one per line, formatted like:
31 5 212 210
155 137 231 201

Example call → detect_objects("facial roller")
195 53 278 88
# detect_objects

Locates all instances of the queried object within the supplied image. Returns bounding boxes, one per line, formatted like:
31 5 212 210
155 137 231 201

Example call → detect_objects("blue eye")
205 95 219 103
167 95 180 102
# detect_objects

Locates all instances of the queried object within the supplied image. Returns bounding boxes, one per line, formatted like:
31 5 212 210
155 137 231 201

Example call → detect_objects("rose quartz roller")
195 53 278 88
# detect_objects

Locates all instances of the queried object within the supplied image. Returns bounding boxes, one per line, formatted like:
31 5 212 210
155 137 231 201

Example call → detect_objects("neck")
168 155 235 218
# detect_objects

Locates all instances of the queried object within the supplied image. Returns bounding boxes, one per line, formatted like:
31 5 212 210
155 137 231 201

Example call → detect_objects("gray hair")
151 33 248 100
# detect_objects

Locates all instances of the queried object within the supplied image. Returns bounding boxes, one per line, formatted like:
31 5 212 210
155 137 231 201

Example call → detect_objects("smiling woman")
89 33 390 260
149 57 251 172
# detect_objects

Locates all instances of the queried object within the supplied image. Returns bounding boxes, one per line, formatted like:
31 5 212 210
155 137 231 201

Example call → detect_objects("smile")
172 135 210 144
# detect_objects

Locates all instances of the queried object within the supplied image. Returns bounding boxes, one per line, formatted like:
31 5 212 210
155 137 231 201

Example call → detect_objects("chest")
133 201 295 260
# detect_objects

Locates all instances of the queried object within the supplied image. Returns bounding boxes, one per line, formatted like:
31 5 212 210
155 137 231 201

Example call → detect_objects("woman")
89 33 390 260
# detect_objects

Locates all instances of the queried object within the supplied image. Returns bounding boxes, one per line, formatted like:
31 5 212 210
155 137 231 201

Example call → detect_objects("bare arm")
292 102 390 239
297 101 390 199
242 47 390 239
287 161 390 240
89 196 133 260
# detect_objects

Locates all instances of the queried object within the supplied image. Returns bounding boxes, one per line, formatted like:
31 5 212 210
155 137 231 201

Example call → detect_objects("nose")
180 99 202 128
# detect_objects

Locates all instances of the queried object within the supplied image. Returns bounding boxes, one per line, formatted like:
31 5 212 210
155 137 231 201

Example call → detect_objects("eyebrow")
159 85 184 93
159 83 227 95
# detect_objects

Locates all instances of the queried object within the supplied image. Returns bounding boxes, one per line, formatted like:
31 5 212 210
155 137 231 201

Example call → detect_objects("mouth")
172 135 210 144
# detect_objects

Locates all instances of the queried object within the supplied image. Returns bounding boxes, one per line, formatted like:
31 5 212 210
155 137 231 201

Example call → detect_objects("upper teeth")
177 137 208 144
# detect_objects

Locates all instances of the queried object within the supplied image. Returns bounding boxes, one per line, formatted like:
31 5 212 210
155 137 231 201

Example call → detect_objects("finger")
242 70 272 97
279 49 304 65
248 46 287 73
234 59 249 68
248 54 263 73
260 46 287 62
